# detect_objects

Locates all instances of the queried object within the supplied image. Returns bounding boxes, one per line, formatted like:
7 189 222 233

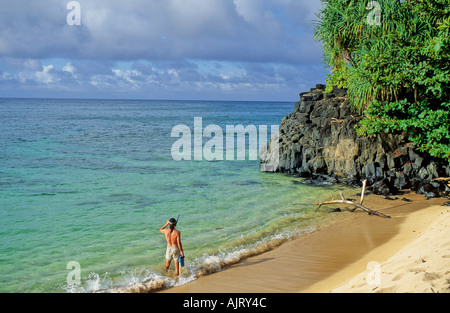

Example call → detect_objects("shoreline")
158 191 449 293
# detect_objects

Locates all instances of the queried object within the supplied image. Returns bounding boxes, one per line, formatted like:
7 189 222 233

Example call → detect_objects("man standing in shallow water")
160 218 184 276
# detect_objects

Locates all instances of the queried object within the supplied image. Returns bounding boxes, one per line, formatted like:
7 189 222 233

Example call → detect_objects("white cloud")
0 0 328 99
233 0 275 25
0 0 322 64
62 63 75 74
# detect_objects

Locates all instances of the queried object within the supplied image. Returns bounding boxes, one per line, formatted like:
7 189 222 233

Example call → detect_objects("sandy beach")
159 191 449 293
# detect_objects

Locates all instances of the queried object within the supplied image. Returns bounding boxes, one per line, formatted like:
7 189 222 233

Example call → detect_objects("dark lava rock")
261 85 450 196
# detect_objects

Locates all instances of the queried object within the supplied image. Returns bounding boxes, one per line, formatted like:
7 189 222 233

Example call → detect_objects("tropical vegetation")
314 0 450 159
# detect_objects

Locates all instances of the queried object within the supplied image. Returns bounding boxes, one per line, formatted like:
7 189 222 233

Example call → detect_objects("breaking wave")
64 226 315 293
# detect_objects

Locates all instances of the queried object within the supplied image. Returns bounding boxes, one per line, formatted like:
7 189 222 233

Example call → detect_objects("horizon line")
0 96 296 103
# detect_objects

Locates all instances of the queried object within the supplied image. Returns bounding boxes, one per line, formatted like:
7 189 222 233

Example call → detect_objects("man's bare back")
163 228 181 248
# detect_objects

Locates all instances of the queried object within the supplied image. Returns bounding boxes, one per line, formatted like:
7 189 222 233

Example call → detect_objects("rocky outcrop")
261 85 450 198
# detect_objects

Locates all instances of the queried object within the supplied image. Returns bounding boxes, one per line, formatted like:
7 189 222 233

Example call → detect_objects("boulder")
260 85 450 198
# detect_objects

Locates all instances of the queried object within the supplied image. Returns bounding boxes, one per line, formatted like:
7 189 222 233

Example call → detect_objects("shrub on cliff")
314 0 450 160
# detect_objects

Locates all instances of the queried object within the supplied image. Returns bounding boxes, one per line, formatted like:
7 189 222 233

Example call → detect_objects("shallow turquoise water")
0 98 358 292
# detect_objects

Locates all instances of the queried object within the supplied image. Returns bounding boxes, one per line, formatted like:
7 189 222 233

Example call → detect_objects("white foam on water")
64 226 316 293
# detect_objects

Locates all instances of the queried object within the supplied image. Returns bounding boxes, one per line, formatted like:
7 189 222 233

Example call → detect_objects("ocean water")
0 98 358 293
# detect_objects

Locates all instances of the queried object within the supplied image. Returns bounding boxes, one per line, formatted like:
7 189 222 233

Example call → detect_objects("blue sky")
0 0 328 101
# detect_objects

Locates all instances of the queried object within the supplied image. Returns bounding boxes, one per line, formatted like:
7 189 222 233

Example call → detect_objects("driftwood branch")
317 199 391 218
316 179 391 219
360 179 367 205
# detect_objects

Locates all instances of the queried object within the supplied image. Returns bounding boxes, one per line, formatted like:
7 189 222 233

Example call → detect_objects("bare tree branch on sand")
315 180 391 219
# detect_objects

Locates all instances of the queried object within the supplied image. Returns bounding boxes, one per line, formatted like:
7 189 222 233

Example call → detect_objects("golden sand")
159 192 449 293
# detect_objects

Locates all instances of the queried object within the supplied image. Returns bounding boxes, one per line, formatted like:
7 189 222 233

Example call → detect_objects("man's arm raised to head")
160 220 170 234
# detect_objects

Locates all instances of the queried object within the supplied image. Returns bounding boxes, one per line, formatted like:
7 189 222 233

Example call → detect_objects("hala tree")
314 0 450 160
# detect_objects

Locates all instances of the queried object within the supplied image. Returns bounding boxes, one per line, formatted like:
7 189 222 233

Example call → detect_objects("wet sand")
159 191 449 293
